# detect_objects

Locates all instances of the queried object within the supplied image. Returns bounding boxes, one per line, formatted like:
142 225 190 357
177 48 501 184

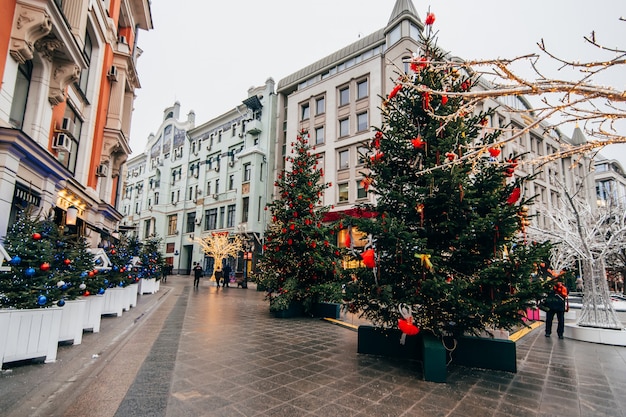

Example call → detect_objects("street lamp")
66 206 78 226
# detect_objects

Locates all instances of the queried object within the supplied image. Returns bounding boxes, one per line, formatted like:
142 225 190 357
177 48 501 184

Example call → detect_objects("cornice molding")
10 3 52 64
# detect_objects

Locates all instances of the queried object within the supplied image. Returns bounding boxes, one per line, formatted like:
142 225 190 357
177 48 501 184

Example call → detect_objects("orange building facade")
0 0 152 246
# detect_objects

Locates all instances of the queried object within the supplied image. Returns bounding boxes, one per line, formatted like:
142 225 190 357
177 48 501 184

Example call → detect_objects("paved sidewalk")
2 276 626 416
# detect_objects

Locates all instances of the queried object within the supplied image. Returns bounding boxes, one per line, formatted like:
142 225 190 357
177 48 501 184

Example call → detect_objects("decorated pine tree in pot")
257 130 343 314
103 235 140 288
138 235 165 281
344 14 551 340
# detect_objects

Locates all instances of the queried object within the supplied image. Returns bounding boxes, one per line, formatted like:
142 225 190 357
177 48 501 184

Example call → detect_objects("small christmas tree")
102 235 140 288
345 14 552 338
56 229 105 297
257 130 343 313
137 235 166 281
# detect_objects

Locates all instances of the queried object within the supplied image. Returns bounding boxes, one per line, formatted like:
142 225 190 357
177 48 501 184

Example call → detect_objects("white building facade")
120 79 277 274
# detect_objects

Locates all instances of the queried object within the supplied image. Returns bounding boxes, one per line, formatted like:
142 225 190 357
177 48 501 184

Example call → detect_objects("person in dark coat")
544 281 568 339
193 262 203 288
222 262 232 288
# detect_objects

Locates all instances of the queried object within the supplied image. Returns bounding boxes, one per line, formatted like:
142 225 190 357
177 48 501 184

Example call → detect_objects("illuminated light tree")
396 17 626 172
257 130 343 313
193 232 243 278
344 13 552 339
526 184 625 330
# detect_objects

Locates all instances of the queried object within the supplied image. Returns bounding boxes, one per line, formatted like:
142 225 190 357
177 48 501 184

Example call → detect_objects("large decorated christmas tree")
257 130 343 313
345 14 552 338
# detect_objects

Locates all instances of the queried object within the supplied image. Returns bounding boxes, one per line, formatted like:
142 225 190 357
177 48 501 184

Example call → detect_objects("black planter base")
357 325 517 383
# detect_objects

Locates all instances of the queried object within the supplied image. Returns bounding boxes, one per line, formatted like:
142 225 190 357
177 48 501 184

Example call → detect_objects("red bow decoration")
425 12 436 25
507 187 521 205
388 84 402 100
411 136 425 149
488 147 501 157
361 249 376 268
398 318 420 336
370 152 384 163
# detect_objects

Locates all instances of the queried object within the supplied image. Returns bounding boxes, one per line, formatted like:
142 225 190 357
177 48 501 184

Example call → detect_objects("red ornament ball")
64 259 71 266
88 271 94 277
110 249 116 255
83 290 90 296
32 233 42 240
40 262 51 271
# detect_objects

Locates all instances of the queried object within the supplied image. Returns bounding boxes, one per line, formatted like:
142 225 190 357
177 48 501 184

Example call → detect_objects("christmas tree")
344 14 552 338
56 228 105 298
258 130 343 313
102 235 140 288
137 235 166 281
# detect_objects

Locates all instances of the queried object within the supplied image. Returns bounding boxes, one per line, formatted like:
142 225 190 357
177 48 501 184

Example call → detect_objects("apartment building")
0 0 152 246
595 155 626 208
275 0 595 234
120 79 277 274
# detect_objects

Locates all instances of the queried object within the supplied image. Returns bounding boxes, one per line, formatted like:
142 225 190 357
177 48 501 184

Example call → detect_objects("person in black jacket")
222 262 232 288
545 281 568 339
193 262 203 288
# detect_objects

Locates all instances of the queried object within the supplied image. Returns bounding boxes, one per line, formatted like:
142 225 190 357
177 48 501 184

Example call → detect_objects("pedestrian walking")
575 276 583 292
543 281 568 339
214 265 222 287
193 262 203 288
161 264 168 283
222 262 232 288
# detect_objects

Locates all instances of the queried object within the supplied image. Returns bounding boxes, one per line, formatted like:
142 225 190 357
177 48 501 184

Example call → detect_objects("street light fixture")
66 206 78 226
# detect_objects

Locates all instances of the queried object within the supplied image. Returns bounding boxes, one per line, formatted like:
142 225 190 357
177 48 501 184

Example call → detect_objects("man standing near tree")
193 262 203 288
222 262 232 288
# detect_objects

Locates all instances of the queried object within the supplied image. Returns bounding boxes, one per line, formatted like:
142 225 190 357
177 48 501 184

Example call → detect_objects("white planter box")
126 284 138 309
58 299 86 345
101 287 125 317
0 307 62 364
82 295 104 333
139 278 158 294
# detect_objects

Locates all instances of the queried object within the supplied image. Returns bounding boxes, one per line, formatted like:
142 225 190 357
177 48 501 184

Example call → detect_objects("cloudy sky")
129 0 625 164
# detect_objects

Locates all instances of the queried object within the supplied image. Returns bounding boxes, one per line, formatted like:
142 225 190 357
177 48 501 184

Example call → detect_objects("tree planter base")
139 278 158 294
128 284 138 308
271 301 304 318
101 287 125 316
311 302 341 319
58 299 86 345
357 325 517 382
82 295 103 333
0 308 62 365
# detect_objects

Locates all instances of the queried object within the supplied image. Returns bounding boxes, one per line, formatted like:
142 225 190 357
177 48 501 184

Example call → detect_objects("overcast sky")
129 0 625 165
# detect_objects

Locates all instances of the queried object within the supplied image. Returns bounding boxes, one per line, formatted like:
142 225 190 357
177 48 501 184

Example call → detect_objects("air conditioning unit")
118 35 127 44
194 217 203 225
212 194 218 199
107 65 118 81
53 133 71 153
206 144 212 151
229 161 235 167
60 117 74 134
214 166 220 172
96 164 108 177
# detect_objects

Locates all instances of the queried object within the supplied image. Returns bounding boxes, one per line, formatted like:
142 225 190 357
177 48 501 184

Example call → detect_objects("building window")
242 197 249 223
186 212 195 233
171 191 175 203
10 61 32 129
357 146 369 165
339 118 350 137
228 174 235 190
168 214 178 235
316 97 325 115
78 31 92 93
315 126 325 145
339 86 350 106
226 204 236 227
357 79 368 100
357 180 368 199
166 243 175 253
338 149 349 170
154 192 159 204
215 179 220 194
388 25 401 45
243 163 251 182
205 208 218 230
219 207 225 228
143 219 151 239
338 183 349 202
301 103 310 121
357 112 368 132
